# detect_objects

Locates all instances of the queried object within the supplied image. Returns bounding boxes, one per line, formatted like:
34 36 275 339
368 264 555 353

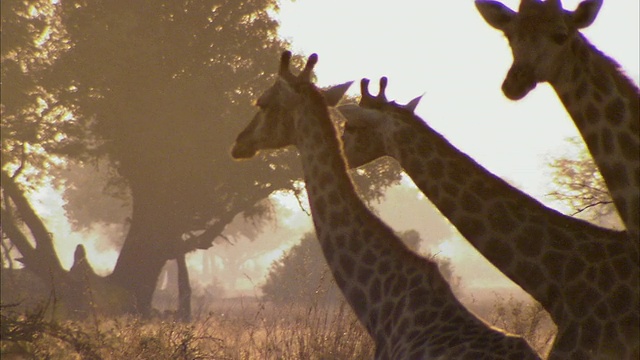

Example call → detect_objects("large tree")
41 0 302 317
2 0 400 318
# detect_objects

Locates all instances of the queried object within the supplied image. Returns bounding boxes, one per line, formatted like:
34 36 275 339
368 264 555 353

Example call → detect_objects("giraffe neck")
292 86 404 335
377 112 630 323
289 86 519 356
549 34 640 241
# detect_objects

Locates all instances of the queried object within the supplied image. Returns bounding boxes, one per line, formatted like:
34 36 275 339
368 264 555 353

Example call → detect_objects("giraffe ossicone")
231 52 540 359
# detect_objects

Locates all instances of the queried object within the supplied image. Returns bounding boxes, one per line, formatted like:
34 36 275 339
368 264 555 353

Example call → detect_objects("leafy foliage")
1 0 78 185
262 232 342 305
53 160 132 232
46 0 302 237
25 0 400 246
547 137 618 223
488 294 556 357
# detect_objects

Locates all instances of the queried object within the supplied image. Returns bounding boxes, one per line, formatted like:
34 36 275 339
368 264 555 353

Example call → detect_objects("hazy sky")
264 0 640 298
276 0 639 199
33 1 639 300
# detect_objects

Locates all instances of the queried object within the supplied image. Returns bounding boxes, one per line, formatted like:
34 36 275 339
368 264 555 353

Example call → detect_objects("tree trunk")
1 171 64 277
106 174 197 317
176 254 191 322
108 213 177 317
109 182 241 317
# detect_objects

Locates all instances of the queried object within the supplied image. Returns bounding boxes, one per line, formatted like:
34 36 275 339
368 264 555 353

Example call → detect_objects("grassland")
1 298 373 360
1 294 555 359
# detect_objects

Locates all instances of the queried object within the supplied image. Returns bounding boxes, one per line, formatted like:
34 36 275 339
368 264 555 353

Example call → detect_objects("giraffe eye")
551 32 569 45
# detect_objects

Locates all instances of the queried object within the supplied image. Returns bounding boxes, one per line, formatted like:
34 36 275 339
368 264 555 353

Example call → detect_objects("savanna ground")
1 292 555 360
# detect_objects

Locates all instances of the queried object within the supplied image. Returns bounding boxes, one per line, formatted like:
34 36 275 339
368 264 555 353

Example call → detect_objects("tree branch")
179 210 238 255
10 143 28 180
0 206 37 265
1 170 64 273
570 200 615 216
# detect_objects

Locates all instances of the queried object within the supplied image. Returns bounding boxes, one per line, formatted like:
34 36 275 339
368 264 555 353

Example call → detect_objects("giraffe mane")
572 33 640 102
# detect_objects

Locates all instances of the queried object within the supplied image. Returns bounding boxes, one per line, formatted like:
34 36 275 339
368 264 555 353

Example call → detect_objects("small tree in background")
488 294 556 357
261 232 341 305
261 230 460 306
547 137 619 226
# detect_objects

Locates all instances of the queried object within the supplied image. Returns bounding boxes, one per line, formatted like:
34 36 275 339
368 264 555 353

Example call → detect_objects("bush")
261 230 461 305
487 293 556 357
261 233 342 305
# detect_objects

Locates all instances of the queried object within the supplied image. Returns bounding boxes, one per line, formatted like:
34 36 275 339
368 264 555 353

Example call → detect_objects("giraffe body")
339 78 639 359
475 0 640 243
231 52 540 359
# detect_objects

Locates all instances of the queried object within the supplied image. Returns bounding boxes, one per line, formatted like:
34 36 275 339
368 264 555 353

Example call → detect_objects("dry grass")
1 291 557 359
0 298 374 360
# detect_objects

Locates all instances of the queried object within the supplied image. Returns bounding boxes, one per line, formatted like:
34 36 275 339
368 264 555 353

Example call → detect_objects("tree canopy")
47 0 300 245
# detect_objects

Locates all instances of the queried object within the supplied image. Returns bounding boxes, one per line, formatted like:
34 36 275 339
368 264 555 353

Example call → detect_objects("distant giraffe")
339 77 639 359
475 0 640 242
231 52 539 359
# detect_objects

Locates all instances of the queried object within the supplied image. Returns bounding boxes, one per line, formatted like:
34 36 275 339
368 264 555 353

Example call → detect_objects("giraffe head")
340 77 422 167
231 51 351 159
475 0 603 100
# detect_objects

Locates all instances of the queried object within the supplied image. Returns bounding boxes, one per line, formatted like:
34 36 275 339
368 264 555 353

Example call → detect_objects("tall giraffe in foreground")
339 77 639 359
231 52 539 359
476 0 640 242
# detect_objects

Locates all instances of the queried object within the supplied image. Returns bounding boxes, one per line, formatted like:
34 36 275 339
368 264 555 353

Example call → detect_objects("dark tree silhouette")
42 0 302 317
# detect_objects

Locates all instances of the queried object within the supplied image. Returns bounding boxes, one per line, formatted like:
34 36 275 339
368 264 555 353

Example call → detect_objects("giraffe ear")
404 95 423 112
475 0 515 30
322 81 353 106
570 0 602 29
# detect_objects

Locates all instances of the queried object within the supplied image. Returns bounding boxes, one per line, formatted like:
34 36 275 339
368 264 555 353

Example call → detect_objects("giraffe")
231 51 540 359
475 0 640 243
338 77 639 359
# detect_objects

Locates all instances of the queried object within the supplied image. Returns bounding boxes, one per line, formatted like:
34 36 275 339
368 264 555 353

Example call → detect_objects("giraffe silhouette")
476 0 640 243
339 77 639 359
231 52 539 359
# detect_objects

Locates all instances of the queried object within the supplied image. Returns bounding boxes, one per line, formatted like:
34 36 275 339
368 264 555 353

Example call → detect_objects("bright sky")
276 0 639 198
267 0 639 297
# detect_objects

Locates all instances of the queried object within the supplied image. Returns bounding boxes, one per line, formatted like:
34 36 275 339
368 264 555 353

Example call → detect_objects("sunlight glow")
436 239 458 259
5 1 636 301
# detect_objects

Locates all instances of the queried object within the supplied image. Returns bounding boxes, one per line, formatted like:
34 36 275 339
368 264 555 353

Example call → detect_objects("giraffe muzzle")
502 64 537 100
230 142 257 159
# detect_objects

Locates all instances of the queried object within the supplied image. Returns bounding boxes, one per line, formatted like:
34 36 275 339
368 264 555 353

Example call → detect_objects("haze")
29 0 639 303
